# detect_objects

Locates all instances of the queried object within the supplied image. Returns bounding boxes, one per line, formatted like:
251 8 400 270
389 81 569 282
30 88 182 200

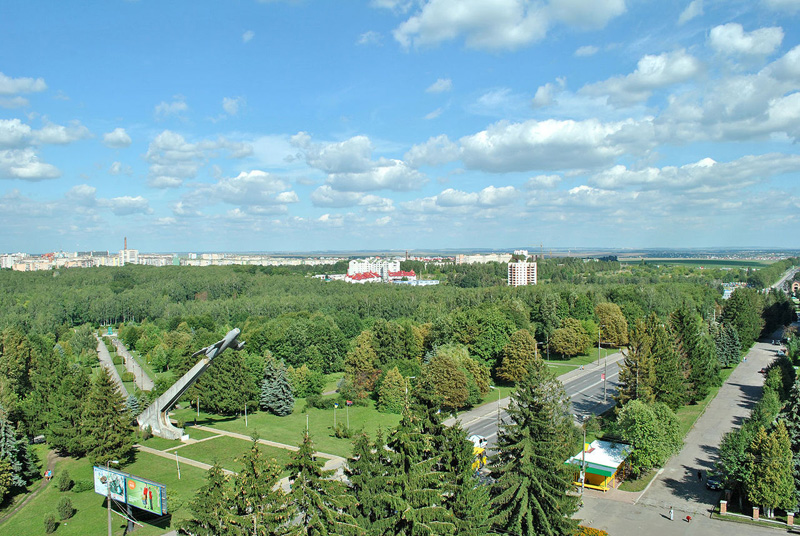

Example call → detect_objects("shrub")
142 426 153 441
57 497 75 520
72 479 93 493
44 513 57 533
58 470 73 492
121 371 135 382
575 527 609 536
112 355 123 365
334 423 352 439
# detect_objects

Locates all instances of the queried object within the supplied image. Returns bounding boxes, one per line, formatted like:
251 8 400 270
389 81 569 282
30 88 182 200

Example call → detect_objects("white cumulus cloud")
242 30 255 43
103 127 132 148
155 96 189 119
222 96 245 116
0 72 46 95
709 23 783 57
581 49 702 106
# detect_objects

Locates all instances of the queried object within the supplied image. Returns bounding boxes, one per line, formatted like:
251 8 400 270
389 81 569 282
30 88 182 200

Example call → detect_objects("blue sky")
2 0 800 253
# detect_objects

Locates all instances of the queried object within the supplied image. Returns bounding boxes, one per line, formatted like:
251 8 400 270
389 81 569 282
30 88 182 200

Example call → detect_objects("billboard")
92 467 168 516
126 475 166 515
93 467 126 503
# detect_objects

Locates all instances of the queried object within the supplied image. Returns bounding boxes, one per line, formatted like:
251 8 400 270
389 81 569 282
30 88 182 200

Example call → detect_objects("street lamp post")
597 325 605 366
106 459 119 536
577 416 587 494
490 386 501 428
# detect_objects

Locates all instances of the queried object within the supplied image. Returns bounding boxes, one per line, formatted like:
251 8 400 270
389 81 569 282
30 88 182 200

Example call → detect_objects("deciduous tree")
497 329 539 383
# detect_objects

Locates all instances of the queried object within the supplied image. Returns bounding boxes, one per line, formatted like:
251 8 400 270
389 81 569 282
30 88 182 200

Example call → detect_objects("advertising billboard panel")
93 466 126 502
92 467 168 516
126 475 167 515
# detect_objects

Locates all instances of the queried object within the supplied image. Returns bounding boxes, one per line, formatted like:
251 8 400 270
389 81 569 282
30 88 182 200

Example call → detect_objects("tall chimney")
124 237 127 250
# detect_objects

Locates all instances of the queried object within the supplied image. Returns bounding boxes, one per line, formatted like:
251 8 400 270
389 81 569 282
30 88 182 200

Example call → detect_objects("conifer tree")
286 431 362 536
780 378 800 507
746 423 795 518
372 408 455 535
345 430 387 532
181 462 233 536
230 437 294 535
488 358 579 536
648 315 686 410
497 329 538 383
715 323 742 368
260 358 294 417
126 394 140 417
615 318 655 407
46 364 91 457
0 459 12 503
0 407 36 488
82 367 133 466
377 366 406 414
201 349 257 415
438 422 491 536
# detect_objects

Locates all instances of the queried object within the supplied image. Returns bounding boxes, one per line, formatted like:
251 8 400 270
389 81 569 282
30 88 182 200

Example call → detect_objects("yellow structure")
566 440 631 492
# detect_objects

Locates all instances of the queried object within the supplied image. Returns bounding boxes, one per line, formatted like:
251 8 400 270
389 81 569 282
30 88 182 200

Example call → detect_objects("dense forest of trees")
0 256 795 516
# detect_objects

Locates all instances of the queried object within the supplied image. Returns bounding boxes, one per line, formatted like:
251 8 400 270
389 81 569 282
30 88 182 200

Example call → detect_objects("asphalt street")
457 352 624 446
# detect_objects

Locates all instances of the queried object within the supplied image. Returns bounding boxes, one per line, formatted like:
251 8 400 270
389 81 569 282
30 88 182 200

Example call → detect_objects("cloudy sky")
2 0 800 253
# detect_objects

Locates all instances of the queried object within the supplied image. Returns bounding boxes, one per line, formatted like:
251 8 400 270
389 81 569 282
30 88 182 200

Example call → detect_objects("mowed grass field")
620 258 771 268
0 451 207 536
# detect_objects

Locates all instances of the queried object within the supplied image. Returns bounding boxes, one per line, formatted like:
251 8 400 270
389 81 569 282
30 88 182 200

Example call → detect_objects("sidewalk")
96 335 129 398
109 336 155 391
578 338 781 535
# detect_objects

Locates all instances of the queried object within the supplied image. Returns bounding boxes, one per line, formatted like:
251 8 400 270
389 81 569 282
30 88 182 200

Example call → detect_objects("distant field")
620 258 771 268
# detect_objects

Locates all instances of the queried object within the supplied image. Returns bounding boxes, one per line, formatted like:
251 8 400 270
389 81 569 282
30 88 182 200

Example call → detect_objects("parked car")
759 368 768 374
773 339 780 345
778 350 787 357
706 471 722 490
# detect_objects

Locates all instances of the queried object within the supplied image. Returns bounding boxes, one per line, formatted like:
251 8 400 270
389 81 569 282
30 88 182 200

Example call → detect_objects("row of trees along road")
181 356 585 536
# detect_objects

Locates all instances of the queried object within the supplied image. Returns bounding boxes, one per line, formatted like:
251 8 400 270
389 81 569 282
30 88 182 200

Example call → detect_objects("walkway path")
578 336 782 535
189 425 347 473
96 335 129 398
135 444 235 475
0 450 62 526
109 336 155 391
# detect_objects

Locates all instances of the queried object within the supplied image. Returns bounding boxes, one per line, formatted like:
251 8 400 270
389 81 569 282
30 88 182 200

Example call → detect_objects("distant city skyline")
1 1 800 252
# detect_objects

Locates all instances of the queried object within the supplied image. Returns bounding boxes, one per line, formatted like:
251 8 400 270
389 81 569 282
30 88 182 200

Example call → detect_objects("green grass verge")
0 450 206 536
618 468 657 492
675 366 735 438
175 436 294 474
172 398 401 459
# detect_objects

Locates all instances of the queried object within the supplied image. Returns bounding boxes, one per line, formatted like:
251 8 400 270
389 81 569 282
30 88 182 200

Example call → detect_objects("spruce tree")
82 367 134 466
181 462 233 536
260 359 294 417
615 318 655 407
0 407 36 488
780 378 800 508
126 394 141 417
372 408 455 535
438 422 491 536
285 431 362 536
649 315 686 410
488 358 579 536
377 366 406 414
47 364 91 457
230 437 294 535
345 431 387 532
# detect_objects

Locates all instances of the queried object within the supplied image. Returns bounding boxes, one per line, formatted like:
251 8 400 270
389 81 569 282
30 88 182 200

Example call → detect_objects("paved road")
109 336 155 391
450 351 625 446
636 339 775 516
579 335 786 535
96 335 129 398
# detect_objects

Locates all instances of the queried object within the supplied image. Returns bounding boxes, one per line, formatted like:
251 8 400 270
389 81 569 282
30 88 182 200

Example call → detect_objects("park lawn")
0 444 48 520
323 372 344 393
174 435 294 474
140 436 184 451
172 398 401 459
0 450 206 536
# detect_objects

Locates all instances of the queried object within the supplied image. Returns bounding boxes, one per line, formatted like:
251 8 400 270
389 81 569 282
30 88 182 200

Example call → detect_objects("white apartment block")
507 261 537 287
347 259 400 276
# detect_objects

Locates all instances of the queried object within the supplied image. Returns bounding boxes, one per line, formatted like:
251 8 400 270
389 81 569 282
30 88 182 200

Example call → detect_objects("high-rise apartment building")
507 251 537 286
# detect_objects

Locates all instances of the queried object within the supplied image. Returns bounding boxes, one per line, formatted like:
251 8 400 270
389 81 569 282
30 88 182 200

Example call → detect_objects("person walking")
697 470 702 482
669 506 673 521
